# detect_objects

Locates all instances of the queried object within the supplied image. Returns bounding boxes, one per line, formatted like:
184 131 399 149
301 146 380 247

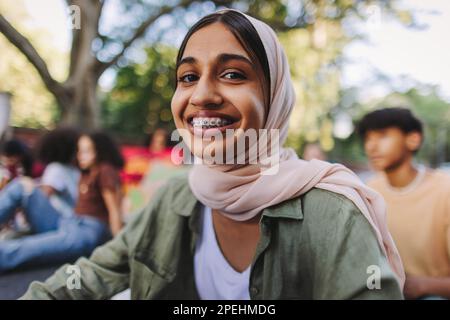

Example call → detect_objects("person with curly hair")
0 139 34 189
0 130 123 273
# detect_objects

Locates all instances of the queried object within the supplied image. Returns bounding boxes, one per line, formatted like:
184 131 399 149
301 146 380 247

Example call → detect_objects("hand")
403 275 428 299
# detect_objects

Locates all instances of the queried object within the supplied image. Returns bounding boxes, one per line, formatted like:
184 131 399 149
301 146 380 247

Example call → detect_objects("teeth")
191 117 231 128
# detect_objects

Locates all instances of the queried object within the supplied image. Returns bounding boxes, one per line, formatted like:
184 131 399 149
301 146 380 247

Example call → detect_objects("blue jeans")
0 179 111 273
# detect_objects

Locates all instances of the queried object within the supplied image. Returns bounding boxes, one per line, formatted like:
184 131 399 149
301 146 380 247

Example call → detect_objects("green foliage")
0 0 67 128
102 45 177 142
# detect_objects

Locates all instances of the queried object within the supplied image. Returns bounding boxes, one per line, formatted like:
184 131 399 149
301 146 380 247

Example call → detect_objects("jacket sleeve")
20 203 149 300
304 190 404 300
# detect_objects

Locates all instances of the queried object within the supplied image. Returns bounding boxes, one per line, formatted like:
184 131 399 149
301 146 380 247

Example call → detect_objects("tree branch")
0 14 63 95
66 0 103 82
95 0 193 75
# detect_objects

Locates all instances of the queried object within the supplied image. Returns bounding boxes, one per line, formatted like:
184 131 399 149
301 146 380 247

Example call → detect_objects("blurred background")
0 0 449 170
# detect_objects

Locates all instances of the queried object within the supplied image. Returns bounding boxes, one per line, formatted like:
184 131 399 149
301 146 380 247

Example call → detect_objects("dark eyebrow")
177 53 253 69
178 56 197 68
217 53 253 67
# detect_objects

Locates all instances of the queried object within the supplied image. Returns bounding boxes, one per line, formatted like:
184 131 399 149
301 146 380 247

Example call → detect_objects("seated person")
0 131 123 273
0 139 34 189
358 107 450 299
1 130 80 238
302 142 327 161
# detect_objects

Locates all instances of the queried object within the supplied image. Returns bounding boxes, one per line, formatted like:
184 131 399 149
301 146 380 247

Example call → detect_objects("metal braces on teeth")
192 118 231 128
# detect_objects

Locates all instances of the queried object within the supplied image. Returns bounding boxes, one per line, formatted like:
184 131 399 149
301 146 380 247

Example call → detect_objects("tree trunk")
58 70 100 129
53 0 103 129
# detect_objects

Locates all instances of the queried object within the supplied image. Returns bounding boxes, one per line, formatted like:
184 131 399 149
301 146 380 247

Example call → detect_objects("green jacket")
21 173 403 300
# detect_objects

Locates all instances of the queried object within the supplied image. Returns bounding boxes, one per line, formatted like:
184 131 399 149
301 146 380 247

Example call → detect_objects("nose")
189 76 223 108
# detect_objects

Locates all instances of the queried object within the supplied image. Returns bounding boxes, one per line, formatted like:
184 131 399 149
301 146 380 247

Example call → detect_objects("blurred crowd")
0 127 183 272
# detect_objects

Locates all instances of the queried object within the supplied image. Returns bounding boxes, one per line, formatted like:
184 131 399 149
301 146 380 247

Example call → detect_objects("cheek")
228 87 265 129
171 89 189 126
79 151 94 164
250 95 265 128
380 137 404 157
246 98 265 130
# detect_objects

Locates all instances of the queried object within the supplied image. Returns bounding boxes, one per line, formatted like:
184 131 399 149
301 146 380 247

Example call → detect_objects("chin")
79 164 90 171
370 163 388 172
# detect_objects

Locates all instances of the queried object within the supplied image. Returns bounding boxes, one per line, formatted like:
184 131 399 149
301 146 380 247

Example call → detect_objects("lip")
185 110 241 138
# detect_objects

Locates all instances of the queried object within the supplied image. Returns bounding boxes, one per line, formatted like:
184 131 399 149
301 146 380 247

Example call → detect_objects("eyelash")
177 71 247 83
178 74 198 83
223 71 246 80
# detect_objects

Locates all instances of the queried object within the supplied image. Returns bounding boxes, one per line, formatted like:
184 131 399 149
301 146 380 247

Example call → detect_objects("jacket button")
250 287 259 296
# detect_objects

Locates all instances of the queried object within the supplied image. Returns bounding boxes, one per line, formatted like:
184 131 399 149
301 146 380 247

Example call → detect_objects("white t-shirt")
40 162 80 217
194 205 251 300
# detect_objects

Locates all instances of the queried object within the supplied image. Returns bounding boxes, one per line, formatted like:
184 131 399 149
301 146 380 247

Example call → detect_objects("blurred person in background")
75 132 124 237
120 127 187 218
121 127 173 190
146 127 173 159
0 129 80 239
359 107 450 299
0 131 123 273
35 128 81 218
0 139 34 189
302 142 327 161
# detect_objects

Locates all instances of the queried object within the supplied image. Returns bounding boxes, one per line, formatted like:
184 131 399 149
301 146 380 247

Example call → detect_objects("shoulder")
429 170 450 213
301 188 364 223
96 163 121 182
300 189 402 299
428 169 450 189
295 189 393 283
41 162 67 184
268 187 377 248
295 188 381 251
272 188 399 297
43 162 64 174
45 162 78 175
95 164 122 189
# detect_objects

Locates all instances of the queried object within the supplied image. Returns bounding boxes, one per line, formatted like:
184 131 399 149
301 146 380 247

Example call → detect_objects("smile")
186 112 240 137
191 117 233 129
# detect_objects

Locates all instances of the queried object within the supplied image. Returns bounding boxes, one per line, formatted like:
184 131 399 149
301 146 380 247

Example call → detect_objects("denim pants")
0 179 111 273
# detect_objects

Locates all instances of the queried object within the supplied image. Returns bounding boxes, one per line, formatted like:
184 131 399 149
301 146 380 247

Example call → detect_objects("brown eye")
223 72 246 80
178 74 198 83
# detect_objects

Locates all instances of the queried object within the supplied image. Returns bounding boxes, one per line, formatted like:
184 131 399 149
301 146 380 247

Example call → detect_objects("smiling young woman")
172 16 268 163
22 9 404 300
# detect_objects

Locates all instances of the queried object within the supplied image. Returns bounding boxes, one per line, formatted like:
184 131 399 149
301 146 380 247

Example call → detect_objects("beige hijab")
186 9 405 287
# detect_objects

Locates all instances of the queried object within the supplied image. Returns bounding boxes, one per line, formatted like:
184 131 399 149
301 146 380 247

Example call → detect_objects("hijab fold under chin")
186 8 405 288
